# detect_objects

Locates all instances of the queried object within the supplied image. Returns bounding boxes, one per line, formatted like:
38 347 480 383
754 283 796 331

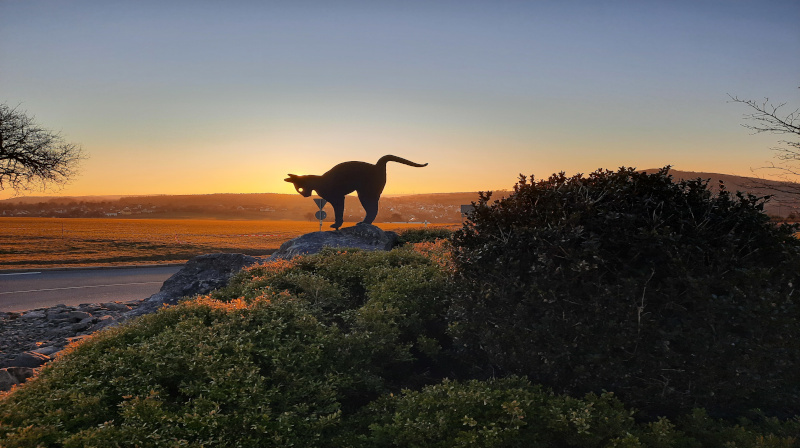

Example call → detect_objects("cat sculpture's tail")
376 155 428 168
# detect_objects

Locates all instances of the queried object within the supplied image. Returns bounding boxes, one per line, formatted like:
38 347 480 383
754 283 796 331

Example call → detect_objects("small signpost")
313 198 327 231
460 204 475 221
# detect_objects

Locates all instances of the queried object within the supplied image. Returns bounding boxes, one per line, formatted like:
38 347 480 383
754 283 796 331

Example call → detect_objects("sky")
1 0 799 199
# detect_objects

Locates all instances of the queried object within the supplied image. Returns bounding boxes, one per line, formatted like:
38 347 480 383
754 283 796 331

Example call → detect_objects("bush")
366 377 800 447
217 246 458 395
2 239 798 446
0 297 346 447
0 246 456 446
367 377 636 447
450 167 800 417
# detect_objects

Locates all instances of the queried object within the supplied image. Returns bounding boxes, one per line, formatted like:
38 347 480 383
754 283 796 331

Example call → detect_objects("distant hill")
0 195 137 204
3 169 799 220
642 169 800 217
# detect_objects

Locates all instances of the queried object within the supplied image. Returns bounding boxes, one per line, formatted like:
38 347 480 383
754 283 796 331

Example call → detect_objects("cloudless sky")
1 0 798 199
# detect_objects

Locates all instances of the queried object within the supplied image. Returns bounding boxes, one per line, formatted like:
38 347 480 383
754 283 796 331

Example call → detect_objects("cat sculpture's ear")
284 174 297 182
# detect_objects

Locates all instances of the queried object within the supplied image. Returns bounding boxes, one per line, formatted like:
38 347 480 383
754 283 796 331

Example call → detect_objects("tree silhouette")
730 90 800 193
0 103 85 193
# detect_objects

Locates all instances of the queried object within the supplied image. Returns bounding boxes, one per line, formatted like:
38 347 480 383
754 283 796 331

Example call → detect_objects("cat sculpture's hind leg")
328 196 345 230
357 192 380 225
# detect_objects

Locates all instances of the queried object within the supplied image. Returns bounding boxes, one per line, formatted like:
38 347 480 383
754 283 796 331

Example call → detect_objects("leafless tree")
730 90 800 195
0 103 85 193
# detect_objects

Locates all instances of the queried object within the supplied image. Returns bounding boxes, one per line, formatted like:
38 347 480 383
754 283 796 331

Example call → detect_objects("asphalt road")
0 265 182 313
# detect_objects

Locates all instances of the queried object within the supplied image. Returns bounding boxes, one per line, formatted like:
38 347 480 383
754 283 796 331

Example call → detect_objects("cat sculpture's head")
284 174 313 197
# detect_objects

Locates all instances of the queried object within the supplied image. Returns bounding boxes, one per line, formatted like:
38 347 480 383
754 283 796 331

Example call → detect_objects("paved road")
0 266 182 313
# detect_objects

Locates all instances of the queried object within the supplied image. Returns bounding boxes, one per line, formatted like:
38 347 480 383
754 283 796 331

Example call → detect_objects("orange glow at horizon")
0 133 791 202
1 1 797 202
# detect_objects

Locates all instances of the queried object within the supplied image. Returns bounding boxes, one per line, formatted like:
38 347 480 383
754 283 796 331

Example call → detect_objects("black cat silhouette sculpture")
285 155 428 230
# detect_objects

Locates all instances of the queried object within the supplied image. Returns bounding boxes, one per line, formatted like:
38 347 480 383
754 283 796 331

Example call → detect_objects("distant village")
6 169 797 222
0 201 158 218
0 192 481 223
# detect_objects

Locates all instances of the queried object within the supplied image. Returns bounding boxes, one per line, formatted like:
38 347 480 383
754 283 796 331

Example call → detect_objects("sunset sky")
1 0 799 200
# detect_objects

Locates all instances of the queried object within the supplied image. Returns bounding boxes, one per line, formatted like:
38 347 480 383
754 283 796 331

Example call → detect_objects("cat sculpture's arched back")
285 155 428 230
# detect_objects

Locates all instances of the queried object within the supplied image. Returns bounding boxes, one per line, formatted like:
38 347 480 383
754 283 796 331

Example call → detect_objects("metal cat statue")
285 155 428 229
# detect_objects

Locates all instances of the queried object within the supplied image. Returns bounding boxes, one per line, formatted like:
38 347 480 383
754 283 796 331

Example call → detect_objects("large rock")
268 223 398 260
127 253 260 317
125 228 397 319
0 367 34 392
8 351 50 368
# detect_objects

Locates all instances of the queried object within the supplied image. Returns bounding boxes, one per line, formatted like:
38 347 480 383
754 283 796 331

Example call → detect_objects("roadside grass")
0 218 457 269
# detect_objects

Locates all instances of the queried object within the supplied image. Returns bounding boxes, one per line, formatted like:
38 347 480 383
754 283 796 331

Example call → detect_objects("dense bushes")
214 246 457 394
0 297 346 446
367 377 800 447
2 168 800 445
368 377 638 447
3 286 796 446
0 246 456 447
450 167 800 417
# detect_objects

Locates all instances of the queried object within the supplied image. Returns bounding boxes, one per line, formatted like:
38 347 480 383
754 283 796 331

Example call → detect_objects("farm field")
0 218 457 270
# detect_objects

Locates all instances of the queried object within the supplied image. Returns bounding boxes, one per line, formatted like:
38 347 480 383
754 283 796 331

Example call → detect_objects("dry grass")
0 218 457 270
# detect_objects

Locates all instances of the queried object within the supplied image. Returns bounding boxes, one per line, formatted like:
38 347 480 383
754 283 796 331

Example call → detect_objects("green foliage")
0 246 455 446
0 297 344 447
1 234 798 446
450 167 800 417
366 377 799 448
215 247 455 387
367 377 632 447
673 409 800 448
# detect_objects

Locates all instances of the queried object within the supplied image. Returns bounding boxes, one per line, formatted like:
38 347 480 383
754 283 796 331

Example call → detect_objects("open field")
0 218 458 270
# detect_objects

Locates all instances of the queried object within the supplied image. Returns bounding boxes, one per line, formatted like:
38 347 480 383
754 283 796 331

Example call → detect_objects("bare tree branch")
0 103 86 194
730 90 800 195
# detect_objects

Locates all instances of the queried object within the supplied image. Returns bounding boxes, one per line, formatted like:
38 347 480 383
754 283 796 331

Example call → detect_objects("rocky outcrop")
268 223 398 260
0 300 144 391
129 232 398 318
0 237 401 392
127 253 261 318
0 367 35 392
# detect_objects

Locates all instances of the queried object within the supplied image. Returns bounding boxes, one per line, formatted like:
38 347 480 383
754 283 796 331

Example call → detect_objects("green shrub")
215 247 456 390
2 239 798 446
450 167 800 417
0 247 456 446
673 409 800 448
365 377 799 447
366 377 630 447
0 297 345 447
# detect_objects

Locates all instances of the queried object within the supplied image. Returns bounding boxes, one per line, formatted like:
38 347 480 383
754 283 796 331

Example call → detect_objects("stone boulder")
8 351 50 368
127 253 261 318
124 227 398 319
268 223 398 261
0 367 35 392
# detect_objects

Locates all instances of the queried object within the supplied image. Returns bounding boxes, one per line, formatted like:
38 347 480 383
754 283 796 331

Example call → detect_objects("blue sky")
1 0 798 198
